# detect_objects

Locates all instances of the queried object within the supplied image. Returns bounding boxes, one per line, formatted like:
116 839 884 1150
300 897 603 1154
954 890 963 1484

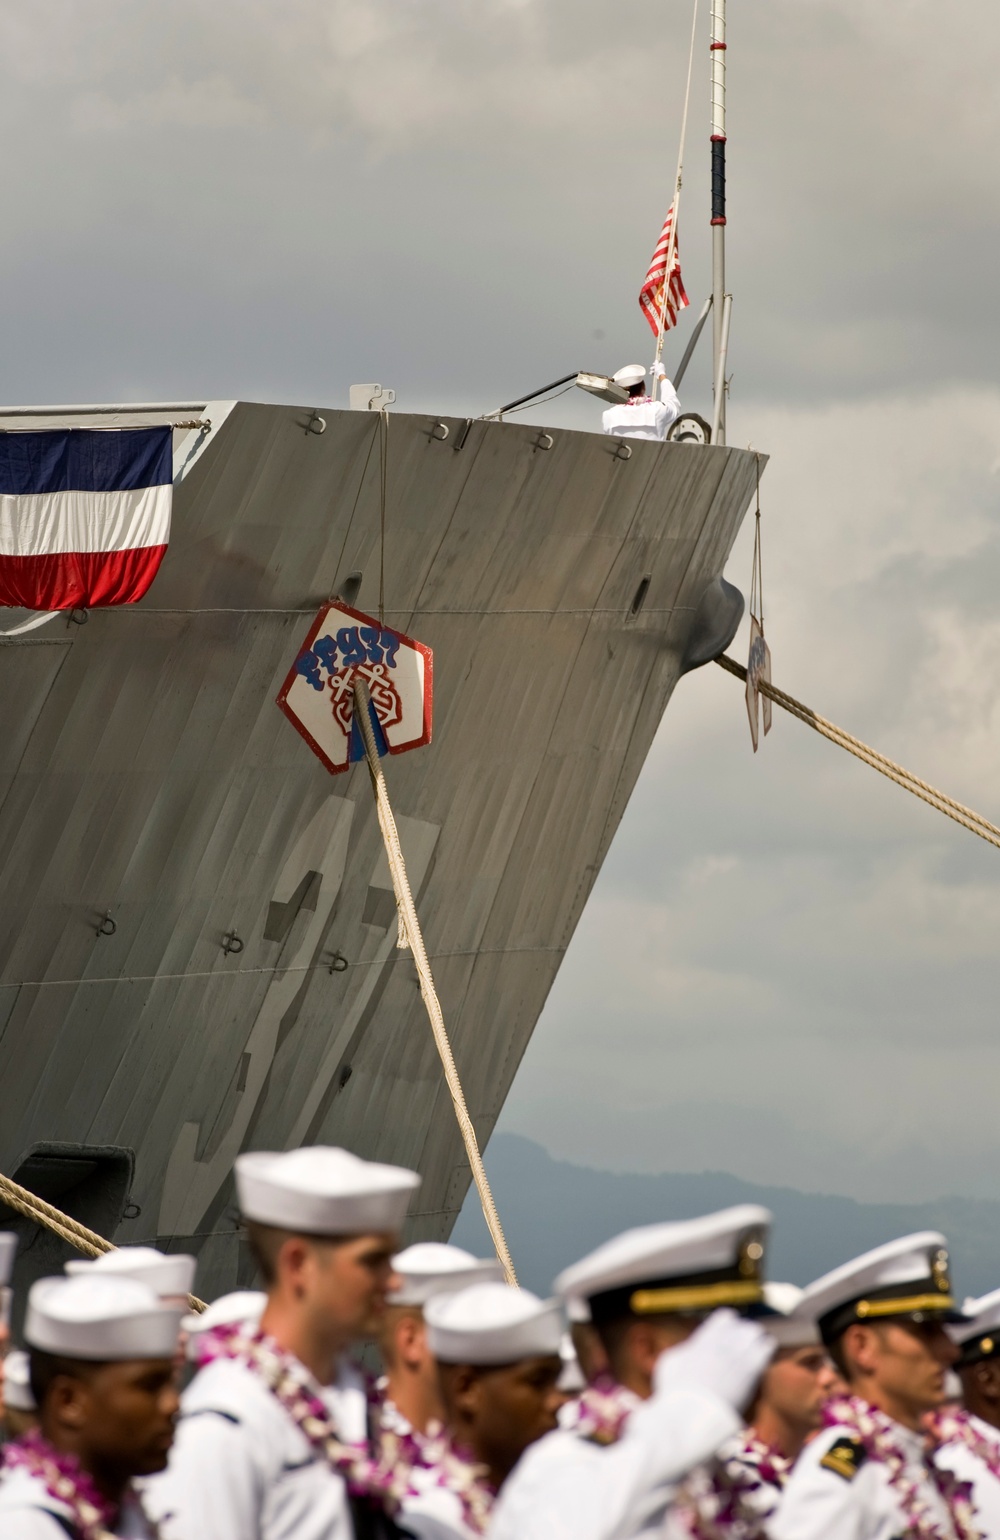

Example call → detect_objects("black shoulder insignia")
819 1435 867 1482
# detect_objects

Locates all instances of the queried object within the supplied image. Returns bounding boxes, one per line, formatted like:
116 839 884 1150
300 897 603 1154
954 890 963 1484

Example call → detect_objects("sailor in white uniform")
145 1144 420 1540
601 362 681 441
489 1206 774 1540
378 1242 503 1438
771 1233 970 1540
2 1350 38 1440
401 1281 564 1540
0 1273 184 1539
934 1288 1000 1538
667 1283 836 1540
1 1355 37 1435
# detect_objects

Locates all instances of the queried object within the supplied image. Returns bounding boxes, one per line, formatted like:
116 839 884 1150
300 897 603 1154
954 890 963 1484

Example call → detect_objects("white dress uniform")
934 1288 1000 1539
491 1207 776 1540
771 1420 957 1540
146 1145 420 1540
0 1469 156 1539
772 1232 972 1540
148 1354 368 1540
401 1282 564 1540
602 365 681 441
0 1273 185 1540
934 1416 1000 1540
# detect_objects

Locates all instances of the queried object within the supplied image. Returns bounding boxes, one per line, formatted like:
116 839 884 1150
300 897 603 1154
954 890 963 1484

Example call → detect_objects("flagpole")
710 0 727 443
654 0 699 371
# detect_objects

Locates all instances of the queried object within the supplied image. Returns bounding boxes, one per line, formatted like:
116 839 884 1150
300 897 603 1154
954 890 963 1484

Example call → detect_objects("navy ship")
0 392 761 1303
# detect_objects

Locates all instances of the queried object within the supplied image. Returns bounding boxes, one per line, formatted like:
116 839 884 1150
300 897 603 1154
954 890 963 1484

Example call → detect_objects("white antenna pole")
710 0 728 442
654 0 699 370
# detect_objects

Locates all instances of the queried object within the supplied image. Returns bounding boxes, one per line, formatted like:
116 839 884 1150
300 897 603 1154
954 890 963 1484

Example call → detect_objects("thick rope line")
353 679 517 1285
716 655 1000 852
0 1172 206 1310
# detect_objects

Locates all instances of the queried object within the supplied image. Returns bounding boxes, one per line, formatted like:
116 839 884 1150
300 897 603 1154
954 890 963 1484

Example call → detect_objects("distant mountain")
451 1134 1000 1297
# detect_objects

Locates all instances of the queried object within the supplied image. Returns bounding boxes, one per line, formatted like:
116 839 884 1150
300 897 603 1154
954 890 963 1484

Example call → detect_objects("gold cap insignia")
981 1337 994 1355
738 1231 765 1281
931 1248 950 1294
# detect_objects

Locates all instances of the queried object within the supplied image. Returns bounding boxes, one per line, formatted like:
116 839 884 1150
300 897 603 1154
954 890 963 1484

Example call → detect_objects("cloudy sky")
4 2 1000 1203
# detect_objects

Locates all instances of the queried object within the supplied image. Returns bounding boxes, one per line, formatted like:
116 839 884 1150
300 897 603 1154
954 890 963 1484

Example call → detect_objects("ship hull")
0 402 760 1300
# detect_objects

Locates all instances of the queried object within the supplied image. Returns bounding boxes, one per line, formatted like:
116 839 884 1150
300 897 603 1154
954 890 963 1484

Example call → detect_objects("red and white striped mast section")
710 0 732 445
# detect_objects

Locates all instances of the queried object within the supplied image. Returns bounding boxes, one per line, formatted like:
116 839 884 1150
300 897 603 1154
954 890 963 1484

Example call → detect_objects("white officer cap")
949 1287 1000 1366
0 1232 16 1287
3 1349 36 1412
25 1275 184 1361
425 1281 564 1365
802 1232 965 1345
389 1242 504 1307
235 1146 420 1234
554 1205 772 1326
181 1290 266 1356
761 1282 821 1348
612 365 647 388
65 1246 196 1302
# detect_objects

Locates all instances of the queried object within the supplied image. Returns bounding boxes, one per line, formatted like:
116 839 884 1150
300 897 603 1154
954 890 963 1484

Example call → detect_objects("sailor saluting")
489 1207 774 1540
145 1145 421 1540
771 1233 975 1540
602 362 681 442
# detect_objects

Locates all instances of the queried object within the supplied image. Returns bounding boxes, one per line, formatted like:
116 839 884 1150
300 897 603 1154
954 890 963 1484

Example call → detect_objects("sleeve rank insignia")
820 1435 868 1482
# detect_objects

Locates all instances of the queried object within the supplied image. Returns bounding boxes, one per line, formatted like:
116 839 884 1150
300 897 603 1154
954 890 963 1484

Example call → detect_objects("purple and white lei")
564 1373 642 1446
674 1428 790 1540
198 1323 494 1533
928 1408 1000 1488
2 1429 157 1540
824 1395 981 1540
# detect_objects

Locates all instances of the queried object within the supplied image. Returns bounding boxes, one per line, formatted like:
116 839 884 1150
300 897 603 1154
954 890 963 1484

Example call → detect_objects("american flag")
639 201 689 339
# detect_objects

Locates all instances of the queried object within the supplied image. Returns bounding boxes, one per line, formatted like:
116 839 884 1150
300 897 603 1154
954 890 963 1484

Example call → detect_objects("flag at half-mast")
639 201 689 339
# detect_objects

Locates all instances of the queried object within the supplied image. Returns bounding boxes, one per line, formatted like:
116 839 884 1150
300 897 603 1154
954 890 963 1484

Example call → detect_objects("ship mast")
710 0 729 444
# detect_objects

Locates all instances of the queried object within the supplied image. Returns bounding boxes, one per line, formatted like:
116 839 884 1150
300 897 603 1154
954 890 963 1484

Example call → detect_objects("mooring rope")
0 1171 206 1310
716 654 1000 852
353 678 517 1285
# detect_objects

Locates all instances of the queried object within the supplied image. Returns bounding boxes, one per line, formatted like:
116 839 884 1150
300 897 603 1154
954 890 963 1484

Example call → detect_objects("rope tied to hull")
352 677 517 1285
0 1172 207 1311
716 654 1000 853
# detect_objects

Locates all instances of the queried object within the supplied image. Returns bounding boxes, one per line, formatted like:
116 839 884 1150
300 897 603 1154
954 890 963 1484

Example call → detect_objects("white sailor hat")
761 1283 821 1349
425 1282 564 1366
554 1205 772 1325
949 1288 1000 1366
389 1242 504 1307
802 1233 965 1344
565 1296 591 1325
181 1290 266 1356
25 1275 184 1361
235 1146 420 1234
66 1246 196 1302
612 364 647 388
3 1349 36 1412
0 1232 16 1288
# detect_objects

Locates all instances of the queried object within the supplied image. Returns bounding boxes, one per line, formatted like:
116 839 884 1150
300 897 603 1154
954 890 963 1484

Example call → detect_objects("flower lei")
1 1429 144 1540
928 1409 1000 1487
565 1373 642 1446
199 1324 493 1532
824 1395 981 1540
674 1428 790 1540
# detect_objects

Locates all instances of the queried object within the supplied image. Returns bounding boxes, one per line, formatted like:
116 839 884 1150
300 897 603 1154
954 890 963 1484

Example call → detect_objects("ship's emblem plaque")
277 600 433 774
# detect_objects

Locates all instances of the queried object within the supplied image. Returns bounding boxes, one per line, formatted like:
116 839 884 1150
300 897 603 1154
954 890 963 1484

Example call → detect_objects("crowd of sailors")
1 1143 999 1540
